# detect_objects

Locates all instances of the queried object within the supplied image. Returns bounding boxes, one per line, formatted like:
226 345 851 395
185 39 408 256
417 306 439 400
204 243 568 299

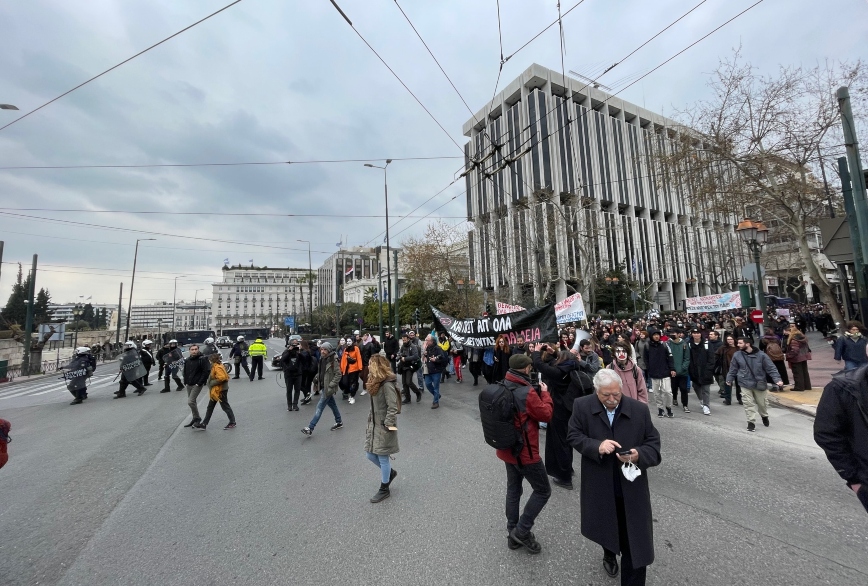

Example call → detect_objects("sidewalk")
766 330 842 418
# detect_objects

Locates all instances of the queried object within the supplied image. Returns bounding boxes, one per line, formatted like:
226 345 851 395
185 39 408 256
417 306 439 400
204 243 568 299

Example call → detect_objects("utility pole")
393 248 400 333
839 157 868 321
0 241 4 287
838 86 868 323
21 254 37 376
116 283 123 344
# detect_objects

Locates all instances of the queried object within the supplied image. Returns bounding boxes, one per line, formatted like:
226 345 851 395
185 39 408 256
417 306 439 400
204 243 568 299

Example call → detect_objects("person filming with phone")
567 369 661 586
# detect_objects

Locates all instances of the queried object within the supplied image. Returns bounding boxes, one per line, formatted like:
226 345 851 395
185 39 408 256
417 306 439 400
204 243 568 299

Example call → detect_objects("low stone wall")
0 330 118 369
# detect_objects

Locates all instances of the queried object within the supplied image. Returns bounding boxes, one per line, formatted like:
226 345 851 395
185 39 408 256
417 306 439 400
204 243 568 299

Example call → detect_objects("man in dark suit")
567 368 662 586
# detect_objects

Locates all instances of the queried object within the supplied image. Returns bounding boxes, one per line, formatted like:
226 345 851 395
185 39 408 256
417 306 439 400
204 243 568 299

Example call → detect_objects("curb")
767 393 818 419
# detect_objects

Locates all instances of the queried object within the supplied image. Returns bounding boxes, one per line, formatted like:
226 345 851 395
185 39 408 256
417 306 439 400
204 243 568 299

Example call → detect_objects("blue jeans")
424 373 441 403
844 360 864 371
416 369 424 389
366 451 391 484
308 394 341 431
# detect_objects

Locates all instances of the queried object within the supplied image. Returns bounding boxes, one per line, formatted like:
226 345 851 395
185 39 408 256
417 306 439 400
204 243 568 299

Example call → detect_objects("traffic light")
413 308 420 324
486 303 492 315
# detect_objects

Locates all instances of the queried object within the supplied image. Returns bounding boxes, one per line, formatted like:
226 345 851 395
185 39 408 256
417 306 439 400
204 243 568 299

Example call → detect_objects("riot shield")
120 351 147 382
200 344 219 360
164 348 184 376
63 355 91 391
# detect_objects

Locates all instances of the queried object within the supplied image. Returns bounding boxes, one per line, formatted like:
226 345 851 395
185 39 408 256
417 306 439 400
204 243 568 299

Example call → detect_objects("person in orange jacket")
340 337 364 404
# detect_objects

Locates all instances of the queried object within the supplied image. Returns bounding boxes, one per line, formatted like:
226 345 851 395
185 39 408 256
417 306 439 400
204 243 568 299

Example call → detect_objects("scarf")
847 331 863 340
367 372 397 396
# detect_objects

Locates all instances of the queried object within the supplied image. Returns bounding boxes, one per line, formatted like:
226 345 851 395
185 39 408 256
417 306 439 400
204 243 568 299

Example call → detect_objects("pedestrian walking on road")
139 340 155 387
668 329 690 412
567 369 662 585
493 335 512 383
279 339 306 411
726 337 783 432
786 329 813 392
302 342 343 436
716 334 742 405
644 329 674 419
396 333 422 403
340 337 363 404
115 341 147 399
160 340 184 393
608 342 648 404
531 343 579 490
182 344 211 428
833 321 868 371
814 362 868 514
760 332 789 387
364 354 401 503
687 328 715 416
383 330 399 373
229 336 251 380
496 353 553 554
194 353 236 430
421 334 448 408
247 338 268 381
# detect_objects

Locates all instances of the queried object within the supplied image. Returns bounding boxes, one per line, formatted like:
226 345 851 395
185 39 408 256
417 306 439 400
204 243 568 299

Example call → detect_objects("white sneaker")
702 405 711 416
348 396 355 404
360 389 367 395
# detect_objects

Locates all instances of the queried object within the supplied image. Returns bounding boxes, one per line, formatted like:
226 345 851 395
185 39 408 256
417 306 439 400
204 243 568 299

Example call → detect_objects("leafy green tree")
1 264 27 328
81 303 95 328
591 268 640 316
33 288 52 326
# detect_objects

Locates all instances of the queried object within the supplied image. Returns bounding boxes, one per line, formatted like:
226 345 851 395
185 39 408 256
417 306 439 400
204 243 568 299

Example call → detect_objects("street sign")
741 264 766 281
38 323 65 341
750 310 764 323
284 316 295 328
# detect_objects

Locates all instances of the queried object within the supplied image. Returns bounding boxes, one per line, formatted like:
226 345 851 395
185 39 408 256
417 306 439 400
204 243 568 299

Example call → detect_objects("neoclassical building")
462 64 749 311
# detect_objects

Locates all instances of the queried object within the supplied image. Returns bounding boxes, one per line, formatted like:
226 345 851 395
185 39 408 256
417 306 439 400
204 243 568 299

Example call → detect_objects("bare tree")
401 219 470 291
656 51 866 325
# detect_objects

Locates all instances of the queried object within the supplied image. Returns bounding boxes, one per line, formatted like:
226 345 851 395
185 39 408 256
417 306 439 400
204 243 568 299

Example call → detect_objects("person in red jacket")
496 353 554 555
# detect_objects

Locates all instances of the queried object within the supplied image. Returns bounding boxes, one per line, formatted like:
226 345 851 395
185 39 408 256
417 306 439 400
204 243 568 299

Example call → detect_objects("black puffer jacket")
183 354 210 386
814 365 868 495
644 339 674 379
531 351 581 414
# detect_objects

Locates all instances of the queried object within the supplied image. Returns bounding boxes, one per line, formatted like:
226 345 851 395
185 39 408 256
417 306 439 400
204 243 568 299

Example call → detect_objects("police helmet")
204 337 214 345
237 335 245 342
75 346 91 355
142 339 153 348
124 340 137 350
169 339 178 345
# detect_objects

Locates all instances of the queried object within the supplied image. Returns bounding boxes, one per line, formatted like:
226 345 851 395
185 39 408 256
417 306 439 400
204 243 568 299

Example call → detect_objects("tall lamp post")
604 276 620 315
124 238 156 342
172 275 186 339
193 289 203 330
73 304 83 348
364 159 393 329
157 318 163 345
297 239 314 322
335 300 342 336
736 219 770 335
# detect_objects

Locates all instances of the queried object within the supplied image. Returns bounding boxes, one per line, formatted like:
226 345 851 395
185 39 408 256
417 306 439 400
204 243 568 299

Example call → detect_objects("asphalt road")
1 339 866 585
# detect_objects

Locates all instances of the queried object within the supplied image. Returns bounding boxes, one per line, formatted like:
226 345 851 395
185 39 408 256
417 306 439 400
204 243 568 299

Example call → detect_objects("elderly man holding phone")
567 369 661 585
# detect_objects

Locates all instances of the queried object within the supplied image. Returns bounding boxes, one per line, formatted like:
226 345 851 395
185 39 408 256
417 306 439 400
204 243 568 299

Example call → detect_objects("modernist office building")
317 246 403 307
462 64 748 311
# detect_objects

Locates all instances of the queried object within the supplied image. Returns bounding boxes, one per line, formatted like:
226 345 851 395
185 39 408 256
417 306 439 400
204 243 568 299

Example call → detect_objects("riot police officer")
116 341 147 398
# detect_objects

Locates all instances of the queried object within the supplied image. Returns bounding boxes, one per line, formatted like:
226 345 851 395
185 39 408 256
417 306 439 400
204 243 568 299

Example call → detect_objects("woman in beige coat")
365 354 401 503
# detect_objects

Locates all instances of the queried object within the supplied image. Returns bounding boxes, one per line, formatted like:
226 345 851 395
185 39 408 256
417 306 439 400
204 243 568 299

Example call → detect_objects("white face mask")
615 350 628 362
622 461 642 482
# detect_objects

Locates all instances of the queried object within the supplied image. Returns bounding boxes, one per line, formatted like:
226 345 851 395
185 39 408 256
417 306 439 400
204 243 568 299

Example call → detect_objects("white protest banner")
684 292 742 314
496 301 526 315
555 292 586 323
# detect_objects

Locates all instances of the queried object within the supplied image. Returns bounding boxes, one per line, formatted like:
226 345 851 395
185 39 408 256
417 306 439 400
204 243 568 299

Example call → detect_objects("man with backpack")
480 353 553 554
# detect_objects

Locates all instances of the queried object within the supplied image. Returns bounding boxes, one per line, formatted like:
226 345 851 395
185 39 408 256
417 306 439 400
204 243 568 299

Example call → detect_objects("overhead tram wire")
0 155 462 171
501 0 589 66
0 211 334 254
0 0 244 133
328 0 464 154
0 207 465 219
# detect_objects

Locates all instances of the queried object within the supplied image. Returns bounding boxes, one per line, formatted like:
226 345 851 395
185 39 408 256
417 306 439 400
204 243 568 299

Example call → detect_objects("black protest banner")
430 304 558 348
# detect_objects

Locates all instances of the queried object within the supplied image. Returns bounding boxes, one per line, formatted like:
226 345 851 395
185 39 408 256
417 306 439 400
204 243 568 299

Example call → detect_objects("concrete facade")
212 265 316 332
317 247 404 306
462 63 748 311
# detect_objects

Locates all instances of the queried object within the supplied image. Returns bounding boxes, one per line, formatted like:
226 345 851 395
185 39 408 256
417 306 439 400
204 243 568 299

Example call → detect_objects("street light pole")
124 238 155 342
736 219 769 336
297 239 314 323
365 159 393 330
172 275 186 339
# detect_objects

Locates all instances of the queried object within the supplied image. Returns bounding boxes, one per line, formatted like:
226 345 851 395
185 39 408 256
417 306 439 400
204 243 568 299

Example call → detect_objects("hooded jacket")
609 358 648 403
340 344 363 374
644 338 674 380
532 351 580 413
383 335 400 360
786 334 811 364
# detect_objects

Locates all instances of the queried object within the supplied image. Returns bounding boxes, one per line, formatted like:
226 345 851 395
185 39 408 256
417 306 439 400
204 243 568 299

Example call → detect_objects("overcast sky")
0 0 866 307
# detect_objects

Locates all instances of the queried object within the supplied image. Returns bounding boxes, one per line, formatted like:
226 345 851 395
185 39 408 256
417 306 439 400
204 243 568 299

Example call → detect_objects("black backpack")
567 369 595 411
478 382 532 462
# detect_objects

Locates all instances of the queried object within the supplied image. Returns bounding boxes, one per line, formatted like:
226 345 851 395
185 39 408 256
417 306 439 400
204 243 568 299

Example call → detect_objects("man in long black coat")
567 368 661 586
